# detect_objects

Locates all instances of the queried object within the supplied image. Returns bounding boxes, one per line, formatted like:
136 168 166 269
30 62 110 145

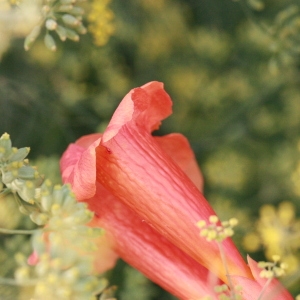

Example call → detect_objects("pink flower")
60 81 292 299
61 132 221 299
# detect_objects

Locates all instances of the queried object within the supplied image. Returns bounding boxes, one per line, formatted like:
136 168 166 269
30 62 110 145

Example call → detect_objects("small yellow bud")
45 19 58 30
26 181 34 188
200 228 208 237
260 269 273 279
44 33 57 51
274 267 285 277
197 220 206 228
1 133 10 140
44 179 52 187
258 261 267 268
229 218 238 226
42 5 51 14
209 215 219 224
280 262 288 269
272 255 280 262
11 161 19 168
51 203 61 214
207 230 217 240
54 184 62 190
28 199 35 205
224 228 234 237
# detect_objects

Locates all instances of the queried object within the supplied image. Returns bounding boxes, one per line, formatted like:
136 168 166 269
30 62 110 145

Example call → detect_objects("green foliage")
0 133 110 299
119 266 156 300
24 0 87 51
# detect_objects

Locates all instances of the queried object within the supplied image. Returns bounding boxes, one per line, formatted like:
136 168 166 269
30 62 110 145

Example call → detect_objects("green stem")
257 277 272 300
0 227 38 235
217 242 236 300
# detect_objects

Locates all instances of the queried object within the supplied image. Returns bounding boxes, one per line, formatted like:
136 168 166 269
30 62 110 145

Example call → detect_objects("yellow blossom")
88 0 115 46
243 201 300 274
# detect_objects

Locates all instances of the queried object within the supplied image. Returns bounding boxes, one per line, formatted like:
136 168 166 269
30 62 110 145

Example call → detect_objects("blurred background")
1 0 300 298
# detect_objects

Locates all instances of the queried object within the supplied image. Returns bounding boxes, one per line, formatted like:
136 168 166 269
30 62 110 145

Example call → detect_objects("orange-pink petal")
154 134 204 192
61 135 221 299
94 81 251 282
87 184 221 300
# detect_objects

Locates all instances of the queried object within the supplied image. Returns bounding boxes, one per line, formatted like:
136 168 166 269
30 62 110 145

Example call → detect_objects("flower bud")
92 278 109 296
61 194 76 210
75 24 87 34
70 6 84 16
44 33 57 51
64 208 93 225
18 166 36 180
41 192 53 212
17 180 36 203
57 4 73 12
51 203 62 215
0 133 12 154
24 26 41 51
63 267 80 283
65 28 79 41
9 147 30 162
45 19 58 31
2 171 14 184
30 211 49 225
62 14 80 26
55 25 67 41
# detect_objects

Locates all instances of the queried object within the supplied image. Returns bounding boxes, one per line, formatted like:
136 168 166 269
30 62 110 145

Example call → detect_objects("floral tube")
62 134 221 299
61 81 293 299
67 81 250 281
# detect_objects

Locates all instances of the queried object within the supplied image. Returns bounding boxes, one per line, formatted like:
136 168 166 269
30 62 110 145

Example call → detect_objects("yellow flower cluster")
197 215 239 243
243 202 300 274
88 0 115 46
0 133 108 299
258 255 288 279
